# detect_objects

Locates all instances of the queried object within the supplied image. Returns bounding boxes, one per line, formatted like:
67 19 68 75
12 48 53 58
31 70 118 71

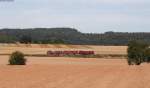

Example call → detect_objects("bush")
127 40 149 65
9 51 26 65
144 49 150 63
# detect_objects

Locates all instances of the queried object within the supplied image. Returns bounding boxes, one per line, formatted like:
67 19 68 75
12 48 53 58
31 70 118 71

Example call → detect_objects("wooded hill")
0 28 150 45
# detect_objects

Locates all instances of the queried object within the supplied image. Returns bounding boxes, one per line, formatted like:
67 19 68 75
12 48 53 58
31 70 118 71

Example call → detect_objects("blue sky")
0 0 150 33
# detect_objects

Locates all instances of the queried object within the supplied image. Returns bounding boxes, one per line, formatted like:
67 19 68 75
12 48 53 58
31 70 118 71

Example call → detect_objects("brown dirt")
0 55 149 88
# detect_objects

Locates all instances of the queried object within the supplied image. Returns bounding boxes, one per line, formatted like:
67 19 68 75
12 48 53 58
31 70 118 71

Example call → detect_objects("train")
47 50 95 57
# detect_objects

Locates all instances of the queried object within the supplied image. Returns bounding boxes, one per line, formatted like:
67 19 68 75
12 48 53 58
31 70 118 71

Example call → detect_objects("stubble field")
0 44 149 88
0 44 127 55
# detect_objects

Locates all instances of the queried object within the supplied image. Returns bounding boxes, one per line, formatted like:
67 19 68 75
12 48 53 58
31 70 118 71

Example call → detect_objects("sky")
0 0 150 33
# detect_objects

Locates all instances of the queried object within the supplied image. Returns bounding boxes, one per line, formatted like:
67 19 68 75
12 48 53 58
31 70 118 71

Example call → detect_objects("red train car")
47 50 95 57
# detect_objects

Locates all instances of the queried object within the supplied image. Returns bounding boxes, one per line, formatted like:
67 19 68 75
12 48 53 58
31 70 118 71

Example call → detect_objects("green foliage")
9 51 26 65
0 35 17 43
144 49 150 63
33 39 65 44
1 28 150 45
52 39 65 44
127 40 150 65
20 35 32 44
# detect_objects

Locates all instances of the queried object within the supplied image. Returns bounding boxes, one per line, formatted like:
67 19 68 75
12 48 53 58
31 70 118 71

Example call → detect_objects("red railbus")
47 50 95 57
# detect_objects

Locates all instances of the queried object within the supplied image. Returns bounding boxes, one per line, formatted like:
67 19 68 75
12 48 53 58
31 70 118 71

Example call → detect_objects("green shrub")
9 51 26 65
144 49 150 63
127 40 149 65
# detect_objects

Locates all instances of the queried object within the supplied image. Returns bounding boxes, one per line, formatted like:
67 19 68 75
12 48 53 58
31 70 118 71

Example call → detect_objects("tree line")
0 28 150 45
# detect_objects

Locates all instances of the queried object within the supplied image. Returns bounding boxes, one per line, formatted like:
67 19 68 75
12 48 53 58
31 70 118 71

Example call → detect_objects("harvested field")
0 44 127 55
0 56 150 88
0 44 149 88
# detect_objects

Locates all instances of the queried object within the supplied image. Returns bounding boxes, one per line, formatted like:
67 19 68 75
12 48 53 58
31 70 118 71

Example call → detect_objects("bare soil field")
0 55 150 88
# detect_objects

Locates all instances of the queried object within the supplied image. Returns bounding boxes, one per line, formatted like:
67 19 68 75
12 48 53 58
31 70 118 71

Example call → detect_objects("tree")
20 35 32 44
127 40 149 65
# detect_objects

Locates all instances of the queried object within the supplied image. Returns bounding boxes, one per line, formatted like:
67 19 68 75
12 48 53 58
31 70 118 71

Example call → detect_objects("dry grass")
0 44 127 55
